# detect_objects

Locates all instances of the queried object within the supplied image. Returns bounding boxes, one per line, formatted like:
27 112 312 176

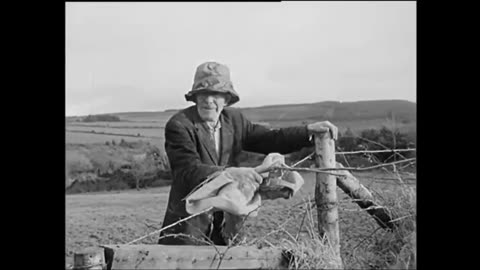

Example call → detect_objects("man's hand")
225 167 263 186
307 121 338 140
255 153 285 174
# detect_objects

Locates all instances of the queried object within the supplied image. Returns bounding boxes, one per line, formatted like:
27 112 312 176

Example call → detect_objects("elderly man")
158 61 338 245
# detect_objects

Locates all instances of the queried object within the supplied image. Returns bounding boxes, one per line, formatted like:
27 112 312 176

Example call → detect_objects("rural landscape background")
66 99 416 269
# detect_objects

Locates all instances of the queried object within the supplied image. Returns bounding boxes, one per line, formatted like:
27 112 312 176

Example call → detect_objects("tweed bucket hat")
185 61 240 106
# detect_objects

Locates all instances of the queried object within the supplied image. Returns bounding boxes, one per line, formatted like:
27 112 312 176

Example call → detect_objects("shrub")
66 151 93 175
276 198 344 269
129 155 156 180
119 139 128 147
357 127 415 162
337 127 357 151
108 171 137 189
286 126 416 167
65 141 176 193
82 114 121 122
88 150 114 173
347 175 417 269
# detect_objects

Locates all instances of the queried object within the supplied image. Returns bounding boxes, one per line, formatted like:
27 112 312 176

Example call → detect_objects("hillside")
68 99 415 125
240 100 416 123
65 99 416 193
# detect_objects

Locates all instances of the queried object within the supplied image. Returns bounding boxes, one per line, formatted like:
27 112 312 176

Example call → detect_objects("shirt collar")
206 118 222 132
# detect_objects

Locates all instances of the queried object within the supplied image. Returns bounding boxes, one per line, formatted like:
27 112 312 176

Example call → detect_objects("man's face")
195 91 229 122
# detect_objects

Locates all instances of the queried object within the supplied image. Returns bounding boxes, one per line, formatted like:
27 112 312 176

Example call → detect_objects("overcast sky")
66 2 416 116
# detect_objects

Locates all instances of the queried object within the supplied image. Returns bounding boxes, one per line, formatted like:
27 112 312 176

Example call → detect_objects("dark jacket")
158 105 312 245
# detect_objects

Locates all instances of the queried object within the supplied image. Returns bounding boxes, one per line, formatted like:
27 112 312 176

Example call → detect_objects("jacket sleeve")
240 114 313 155
165 119 225 191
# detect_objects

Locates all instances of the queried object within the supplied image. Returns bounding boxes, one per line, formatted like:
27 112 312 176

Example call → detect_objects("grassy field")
66 126 164 138
66 121 166 127
65 131 164 146
65 170 416 269
65 112 168 151
66 118 413 147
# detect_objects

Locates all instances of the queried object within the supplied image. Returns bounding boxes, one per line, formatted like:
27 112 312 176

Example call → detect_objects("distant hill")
241 100 416 123
66 99 416 130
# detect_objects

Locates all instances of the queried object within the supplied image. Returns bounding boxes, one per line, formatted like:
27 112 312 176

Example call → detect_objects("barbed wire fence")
87 131 416 270
117 147 415 267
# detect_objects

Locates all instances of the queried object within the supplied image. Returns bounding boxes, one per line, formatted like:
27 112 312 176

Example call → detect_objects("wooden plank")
73 246 106 270
101 244 288 269
314 132 343 269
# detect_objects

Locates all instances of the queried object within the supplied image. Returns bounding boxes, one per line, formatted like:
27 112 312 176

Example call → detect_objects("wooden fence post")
314 131 343 268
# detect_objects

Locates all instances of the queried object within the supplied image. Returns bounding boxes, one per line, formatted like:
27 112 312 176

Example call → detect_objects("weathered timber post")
100 244 288 269
73 246 106 270
314 132 343 268
335 162 397 230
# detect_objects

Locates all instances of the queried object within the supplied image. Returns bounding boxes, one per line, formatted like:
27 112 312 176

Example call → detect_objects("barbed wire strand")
341 135 412 162
124 145 415 245
283 158 415 173
336 148 416 155
125 153 314 245
125 206 213 245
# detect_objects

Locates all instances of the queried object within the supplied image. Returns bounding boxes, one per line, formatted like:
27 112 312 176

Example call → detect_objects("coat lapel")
192 108 219 165
197 124 219 165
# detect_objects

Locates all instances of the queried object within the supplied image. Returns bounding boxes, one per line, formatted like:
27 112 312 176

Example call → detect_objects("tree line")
81 114 121 122
289 126 416 166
